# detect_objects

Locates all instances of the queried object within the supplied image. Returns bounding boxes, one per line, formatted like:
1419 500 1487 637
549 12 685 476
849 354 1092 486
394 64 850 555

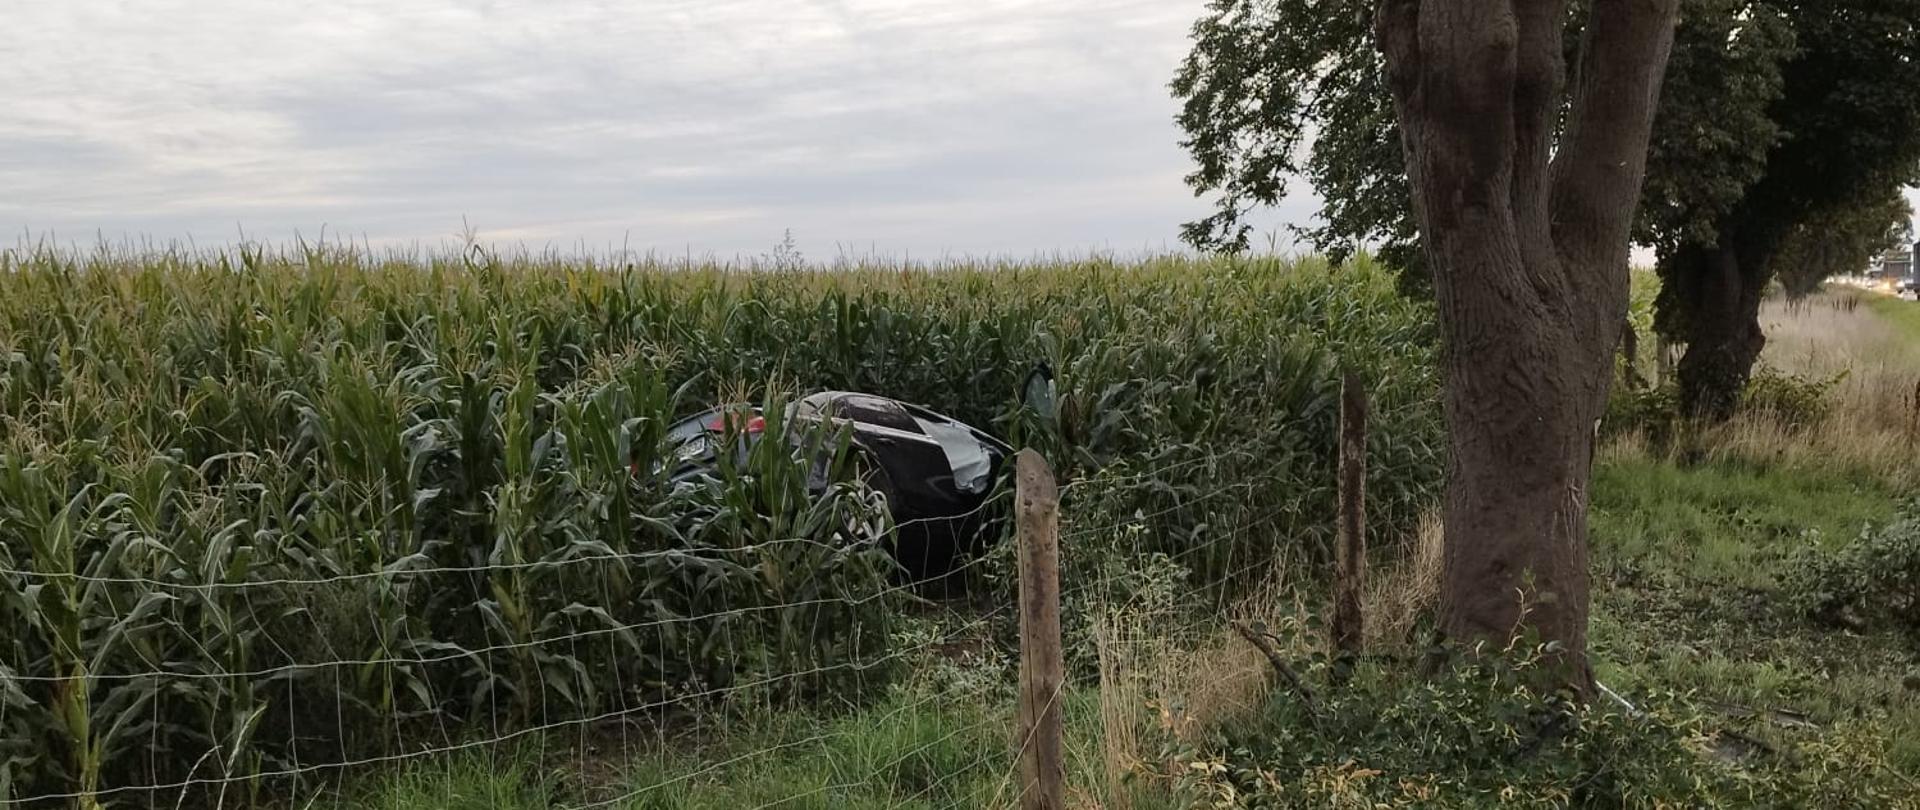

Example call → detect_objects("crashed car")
662 390 1017 583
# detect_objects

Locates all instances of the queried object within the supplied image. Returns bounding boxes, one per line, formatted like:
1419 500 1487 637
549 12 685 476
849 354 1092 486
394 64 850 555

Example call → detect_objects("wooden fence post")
1655 335 1672 388
1013 449 1064 810
1331 372 1367 684
1908 379 1919 449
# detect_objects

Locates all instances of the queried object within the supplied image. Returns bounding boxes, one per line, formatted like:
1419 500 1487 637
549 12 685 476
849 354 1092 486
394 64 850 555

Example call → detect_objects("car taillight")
705 413 767 433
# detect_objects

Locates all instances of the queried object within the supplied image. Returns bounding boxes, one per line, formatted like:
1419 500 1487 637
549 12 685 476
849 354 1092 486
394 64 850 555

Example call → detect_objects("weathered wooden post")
1331 371 1367 684
1013 449 1064 810
1909 379 1920 449
1656 335 1673 388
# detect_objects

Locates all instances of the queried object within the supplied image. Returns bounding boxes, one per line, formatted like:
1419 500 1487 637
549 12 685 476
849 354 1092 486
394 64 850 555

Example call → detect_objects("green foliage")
0 381 899 806
1652 0 1920 364
1170 1 1797 260
1154 641 1917 808
1775 190 1915 297
1604 384 1683 442
1787 502 1920 641
1603 365 1842 439
1741 366 1844 427
1154 644 1707 808
1635 0 1794 254
1171 0 1920 324
1170 0 1406 262
0 247 1445 805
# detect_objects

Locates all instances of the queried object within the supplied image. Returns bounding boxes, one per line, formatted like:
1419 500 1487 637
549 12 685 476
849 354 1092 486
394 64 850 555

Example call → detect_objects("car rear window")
821 394 922 434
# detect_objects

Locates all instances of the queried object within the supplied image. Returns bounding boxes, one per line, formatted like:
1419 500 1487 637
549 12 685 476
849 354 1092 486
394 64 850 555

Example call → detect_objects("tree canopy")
1776 189 1914 297
1175 2 1920 390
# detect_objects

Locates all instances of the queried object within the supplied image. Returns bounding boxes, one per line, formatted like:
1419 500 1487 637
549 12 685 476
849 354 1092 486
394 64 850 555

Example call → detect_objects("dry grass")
1080 514 1448 810
1616 291 1920 486
1720 293 1920 484
1087 565 1307 808
1761 292 1920 431
1364 510 1445 648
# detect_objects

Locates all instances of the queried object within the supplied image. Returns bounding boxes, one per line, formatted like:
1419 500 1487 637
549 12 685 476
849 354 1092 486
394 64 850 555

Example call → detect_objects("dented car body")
663 391 1014 582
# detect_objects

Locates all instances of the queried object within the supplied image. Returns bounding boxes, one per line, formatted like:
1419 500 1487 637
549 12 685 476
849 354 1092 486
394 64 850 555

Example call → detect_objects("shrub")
1786 502 1920 640
1146 641 1918 808
1602 365 1842 439
1743 366 1845 428
1603 382 1680 442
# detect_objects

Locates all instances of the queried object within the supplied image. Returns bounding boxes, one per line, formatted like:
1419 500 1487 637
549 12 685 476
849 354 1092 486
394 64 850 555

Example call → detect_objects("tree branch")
1511 1 1573 301
1374 0 1424 103
1231 621 1323 728
1550 0 1681 273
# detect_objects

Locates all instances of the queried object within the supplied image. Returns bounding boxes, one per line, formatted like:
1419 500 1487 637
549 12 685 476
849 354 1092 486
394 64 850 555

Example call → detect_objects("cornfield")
0 244 1442 807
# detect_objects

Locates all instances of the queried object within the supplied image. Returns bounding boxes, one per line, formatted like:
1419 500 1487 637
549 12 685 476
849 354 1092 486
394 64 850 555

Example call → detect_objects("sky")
3 0 1325 259
5 2 1915 261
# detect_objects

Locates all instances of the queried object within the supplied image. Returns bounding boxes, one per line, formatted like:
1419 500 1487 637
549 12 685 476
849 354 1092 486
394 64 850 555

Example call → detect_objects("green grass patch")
322 749 560 810
1865 292 1920 340
1590 456 1920 778
1590 457 1895 589
608 690 1010 810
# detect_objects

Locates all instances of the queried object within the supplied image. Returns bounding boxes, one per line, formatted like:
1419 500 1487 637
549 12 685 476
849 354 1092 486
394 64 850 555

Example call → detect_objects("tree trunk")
1656 242 1769 420
1375 0 1678 692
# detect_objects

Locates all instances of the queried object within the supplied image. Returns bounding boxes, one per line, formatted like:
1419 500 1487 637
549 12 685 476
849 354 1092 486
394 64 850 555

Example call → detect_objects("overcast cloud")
2 0 1335 258
7 3 1915 260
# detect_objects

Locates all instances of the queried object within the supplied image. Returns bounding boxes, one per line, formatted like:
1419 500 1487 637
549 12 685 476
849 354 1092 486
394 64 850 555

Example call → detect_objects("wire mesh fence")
0 443 1321 809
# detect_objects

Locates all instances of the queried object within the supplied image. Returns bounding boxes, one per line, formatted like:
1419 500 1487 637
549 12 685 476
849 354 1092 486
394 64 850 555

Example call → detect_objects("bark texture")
1375 0 1679 691
1331 372 1368 683
1657 241 1770 420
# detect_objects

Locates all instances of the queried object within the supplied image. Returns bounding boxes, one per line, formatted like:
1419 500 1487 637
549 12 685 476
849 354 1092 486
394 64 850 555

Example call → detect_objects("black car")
662 389 1019 583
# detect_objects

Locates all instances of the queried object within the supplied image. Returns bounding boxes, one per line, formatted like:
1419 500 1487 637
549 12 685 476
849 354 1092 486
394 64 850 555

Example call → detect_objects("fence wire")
1 446 1308 808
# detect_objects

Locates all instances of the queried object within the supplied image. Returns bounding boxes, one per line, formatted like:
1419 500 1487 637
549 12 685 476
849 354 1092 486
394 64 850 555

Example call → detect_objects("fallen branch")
1231 620 1322 729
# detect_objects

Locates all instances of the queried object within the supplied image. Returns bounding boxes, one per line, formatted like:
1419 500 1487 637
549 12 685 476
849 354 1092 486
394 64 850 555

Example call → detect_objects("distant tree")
1173 0 1920 419
1775 190 1915 298
1653 3 1920 417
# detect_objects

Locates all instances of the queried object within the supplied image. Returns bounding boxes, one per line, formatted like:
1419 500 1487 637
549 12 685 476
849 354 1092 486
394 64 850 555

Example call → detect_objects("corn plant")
0 245 1443 807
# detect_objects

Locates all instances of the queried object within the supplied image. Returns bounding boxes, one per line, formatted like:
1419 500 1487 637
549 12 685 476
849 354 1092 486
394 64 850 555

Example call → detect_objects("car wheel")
842 446 898 537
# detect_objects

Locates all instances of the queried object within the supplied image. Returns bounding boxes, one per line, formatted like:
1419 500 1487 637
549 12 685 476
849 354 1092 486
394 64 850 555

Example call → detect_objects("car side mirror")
1020 362 1055 421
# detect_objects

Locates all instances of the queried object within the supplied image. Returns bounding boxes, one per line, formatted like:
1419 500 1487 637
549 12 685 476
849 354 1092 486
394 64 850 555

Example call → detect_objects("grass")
1865 290 1920 340
1585 288 1920 782
1589 458 1920 775
324 750 560 810
609 691 1007 810
319 686 1182 810
1588 455 1894 590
